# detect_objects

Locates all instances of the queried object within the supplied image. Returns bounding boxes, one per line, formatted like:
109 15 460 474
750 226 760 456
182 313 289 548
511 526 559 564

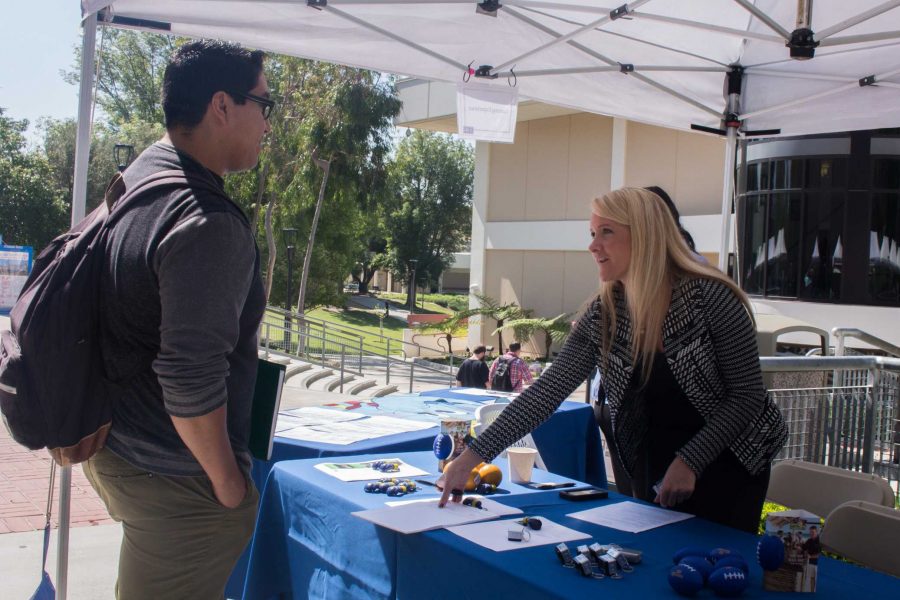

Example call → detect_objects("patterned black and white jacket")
468 276 788 478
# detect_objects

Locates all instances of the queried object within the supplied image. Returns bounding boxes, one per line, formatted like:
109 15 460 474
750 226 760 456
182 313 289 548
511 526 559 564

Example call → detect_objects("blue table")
227 391 603 598
242 451 900 600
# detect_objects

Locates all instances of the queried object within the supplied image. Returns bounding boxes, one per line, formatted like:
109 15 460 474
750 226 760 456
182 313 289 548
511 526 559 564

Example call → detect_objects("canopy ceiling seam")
732 0 790 40
492 0 654 73
815 0 900 40
324 4 469 72
739 65 900 121
820 30 900 47
504 5 721 118
505 65 726 78
518 6 731 68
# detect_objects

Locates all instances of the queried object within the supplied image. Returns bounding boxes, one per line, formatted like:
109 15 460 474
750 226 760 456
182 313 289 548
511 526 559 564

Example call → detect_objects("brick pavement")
0 425 114 534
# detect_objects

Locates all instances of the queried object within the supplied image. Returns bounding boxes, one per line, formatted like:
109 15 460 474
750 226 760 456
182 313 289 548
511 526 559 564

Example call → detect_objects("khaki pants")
83 448 259 600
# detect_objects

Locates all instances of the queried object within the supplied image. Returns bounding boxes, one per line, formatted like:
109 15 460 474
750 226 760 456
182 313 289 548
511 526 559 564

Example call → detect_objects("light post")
283 228 298 352
407 259 418 313
113 144 134 172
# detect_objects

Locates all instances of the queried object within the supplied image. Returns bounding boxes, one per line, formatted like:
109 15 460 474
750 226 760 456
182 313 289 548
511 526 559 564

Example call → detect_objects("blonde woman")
439 187 788 532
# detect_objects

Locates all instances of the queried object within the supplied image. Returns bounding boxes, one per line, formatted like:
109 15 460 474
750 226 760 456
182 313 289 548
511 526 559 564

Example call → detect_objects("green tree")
227 59 400 310
64 29 177 128
384 130 473 293
0 110 69 249
464 293 530 354
494 314 572 360
414 313 468 357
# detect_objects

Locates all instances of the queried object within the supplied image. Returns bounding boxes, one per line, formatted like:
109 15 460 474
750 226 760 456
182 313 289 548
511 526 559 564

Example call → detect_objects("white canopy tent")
56 0 900 596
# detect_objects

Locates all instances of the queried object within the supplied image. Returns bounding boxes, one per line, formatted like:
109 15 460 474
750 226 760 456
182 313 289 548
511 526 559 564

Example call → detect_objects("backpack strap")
103 169 226 229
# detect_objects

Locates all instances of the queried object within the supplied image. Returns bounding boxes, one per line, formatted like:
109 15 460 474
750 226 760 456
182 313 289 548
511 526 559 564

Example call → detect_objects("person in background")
645 185 709 265
82 40 272 599
440 187 787 533
487 342 533 392
455 345 490 389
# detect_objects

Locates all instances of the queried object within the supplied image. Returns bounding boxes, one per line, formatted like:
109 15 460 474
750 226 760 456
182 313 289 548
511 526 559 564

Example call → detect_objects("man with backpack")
488 342 533 392
76 41 271 599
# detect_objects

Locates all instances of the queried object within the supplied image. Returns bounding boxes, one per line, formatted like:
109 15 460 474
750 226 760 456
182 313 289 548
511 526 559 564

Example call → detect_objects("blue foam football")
757 535 785 571
432 433 454 460
708 547 743 564
672 545 710 564
668 564 704 597
708 566 749 597
715 555 749 575
679 555 713 582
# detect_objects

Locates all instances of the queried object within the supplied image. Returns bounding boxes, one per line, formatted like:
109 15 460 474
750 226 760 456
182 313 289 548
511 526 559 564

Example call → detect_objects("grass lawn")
373 292 454 316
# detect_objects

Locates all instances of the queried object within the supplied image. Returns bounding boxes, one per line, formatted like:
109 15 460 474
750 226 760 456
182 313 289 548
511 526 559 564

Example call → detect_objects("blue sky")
0 0 83 143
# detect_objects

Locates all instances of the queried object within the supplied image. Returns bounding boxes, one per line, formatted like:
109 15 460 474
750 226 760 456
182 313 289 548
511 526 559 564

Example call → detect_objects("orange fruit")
477 463 503 486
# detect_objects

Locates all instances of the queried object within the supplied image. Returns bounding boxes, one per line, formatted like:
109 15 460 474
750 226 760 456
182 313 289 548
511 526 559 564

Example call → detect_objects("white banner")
456 82 518 144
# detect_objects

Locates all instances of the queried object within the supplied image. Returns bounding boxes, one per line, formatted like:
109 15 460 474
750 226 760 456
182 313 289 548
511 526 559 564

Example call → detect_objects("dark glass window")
766 193 802 297
869 193 900 304
799 192 844 300
740 195 767 294
873 158 900 190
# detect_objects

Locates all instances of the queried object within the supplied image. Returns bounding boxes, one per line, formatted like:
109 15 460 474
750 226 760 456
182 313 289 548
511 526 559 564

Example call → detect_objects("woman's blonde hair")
591 187 751 386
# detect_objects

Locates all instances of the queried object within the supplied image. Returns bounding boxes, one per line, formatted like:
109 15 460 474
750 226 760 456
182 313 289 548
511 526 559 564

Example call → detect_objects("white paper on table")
447 517 590 552
450 388 516 398
276 413 435 445
353 497 522 534
314 458 429 482
275 406 364 432
568 501 694 533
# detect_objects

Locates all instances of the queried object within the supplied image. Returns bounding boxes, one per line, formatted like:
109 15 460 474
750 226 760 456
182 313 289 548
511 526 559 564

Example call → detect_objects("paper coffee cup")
507 447 538 483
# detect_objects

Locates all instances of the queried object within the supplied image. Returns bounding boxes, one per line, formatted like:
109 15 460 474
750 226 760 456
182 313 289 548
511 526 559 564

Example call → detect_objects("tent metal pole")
56 465 72 600
493 0 653 73
71 11 98 227
740 65 900 121
324 5 468 72
732 0 790 40
816 0 900 40
820 30 900 46
719 127 737 274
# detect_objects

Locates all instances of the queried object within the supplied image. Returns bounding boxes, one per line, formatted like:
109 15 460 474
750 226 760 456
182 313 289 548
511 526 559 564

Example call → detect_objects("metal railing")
762 355 900 501
259 317 456 393
263 305 462 365
832 327 900 358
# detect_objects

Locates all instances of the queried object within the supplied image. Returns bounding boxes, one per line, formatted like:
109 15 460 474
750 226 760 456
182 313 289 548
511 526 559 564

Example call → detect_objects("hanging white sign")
456 82 519 144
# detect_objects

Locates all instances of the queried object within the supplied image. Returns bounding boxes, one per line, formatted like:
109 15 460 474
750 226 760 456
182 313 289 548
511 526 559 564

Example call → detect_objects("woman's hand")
437 448 484 507
654 456 697 508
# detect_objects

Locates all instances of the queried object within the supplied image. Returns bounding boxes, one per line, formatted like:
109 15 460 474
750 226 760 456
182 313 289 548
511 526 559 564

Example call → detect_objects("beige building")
397 80 729 355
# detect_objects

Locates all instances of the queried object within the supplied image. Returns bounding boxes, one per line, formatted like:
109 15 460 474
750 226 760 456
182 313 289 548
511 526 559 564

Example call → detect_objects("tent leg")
71 11 98 227
718 127 737 273
56 465 72 600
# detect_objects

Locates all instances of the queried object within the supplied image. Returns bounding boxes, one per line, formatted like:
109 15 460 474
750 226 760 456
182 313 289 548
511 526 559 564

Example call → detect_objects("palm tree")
466 293 530 354
494 313 572 360
414 313 468 357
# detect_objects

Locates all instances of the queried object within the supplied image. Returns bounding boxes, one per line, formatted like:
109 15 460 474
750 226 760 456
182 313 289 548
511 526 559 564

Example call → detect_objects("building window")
738 133 900 307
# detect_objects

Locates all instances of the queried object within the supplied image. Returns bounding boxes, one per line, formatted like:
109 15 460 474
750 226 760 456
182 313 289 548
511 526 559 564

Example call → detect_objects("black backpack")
0 170 223 465
491 357 514 392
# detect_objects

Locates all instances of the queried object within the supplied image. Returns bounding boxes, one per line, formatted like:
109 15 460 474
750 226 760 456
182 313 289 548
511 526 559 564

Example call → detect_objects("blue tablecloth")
243 451 900 600
227 391 603 598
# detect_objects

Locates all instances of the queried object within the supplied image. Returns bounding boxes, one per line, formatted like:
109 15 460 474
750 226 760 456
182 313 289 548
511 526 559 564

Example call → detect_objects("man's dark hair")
473 345 486 355
162 40 266 130
645 186 697 252
508 342 522 353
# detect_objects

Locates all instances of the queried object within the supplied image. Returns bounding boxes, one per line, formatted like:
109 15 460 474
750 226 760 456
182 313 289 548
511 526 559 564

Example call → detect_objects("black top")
456 358 489 389
101 143 265 476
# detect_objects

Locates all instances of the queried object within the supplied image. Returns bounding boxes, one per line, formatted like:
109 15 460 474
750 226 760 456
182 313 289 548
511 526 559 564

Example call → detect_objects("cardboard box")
764 509 823 592
437 419 471 472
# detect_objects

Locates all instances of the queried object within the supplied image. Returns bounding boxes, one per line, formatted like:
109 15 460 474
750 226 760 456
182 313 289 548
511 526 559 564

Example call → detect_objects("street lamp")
113 144 134 172
407 259 418 313
283 228 298 352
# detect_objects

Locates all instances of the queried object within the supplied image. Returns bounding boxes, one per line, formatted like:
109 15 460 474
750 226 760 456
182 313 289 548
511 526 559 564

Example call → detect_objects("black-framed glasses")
228 91 275 120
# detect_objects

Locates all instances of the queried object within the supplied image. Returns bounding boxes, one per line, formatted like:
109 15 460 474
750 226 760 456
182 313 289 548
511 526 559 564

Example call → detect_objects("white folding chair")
474 402 547 470
821 500 900 578
766 460 894 517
